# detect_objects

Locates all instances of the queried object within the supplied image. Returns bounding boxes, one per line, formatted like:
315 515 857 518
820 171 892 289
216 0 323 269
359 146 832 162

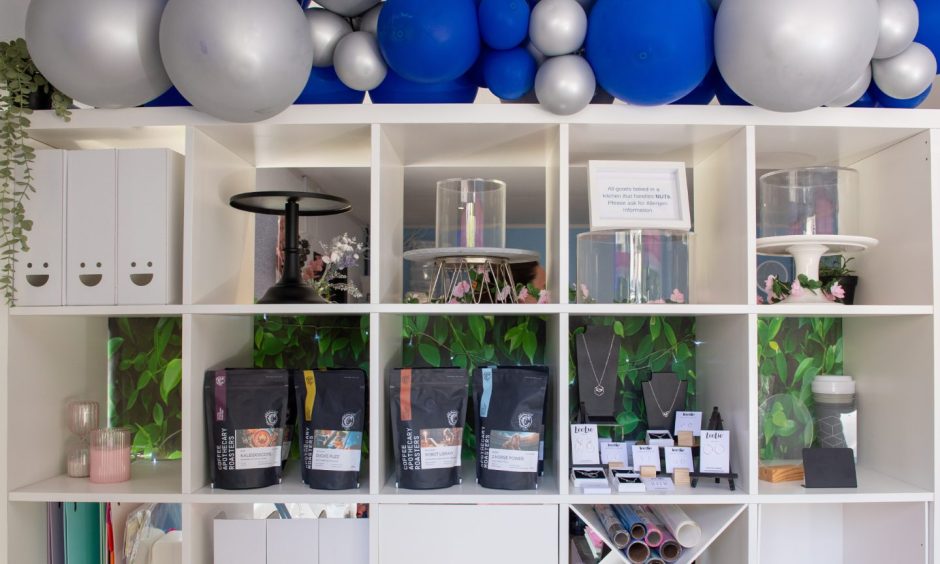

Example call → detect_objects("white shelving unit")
2 104 939 563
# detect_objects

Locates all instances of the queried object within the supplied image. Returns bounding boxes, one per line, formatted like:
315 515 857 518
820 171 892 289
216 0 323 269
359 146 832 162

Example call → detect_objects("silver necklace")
580 333 615 397
649 380 682 418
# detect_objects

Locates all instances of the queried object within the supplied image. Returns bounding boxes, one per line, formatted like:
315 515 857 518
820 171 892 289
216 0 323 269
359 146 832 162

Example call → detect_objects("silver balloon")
356 3 382 34
317 0 380 17
535 54 596 115
529 0 587 57
333 31 387 91
25 0 170 108
826 66 872 107
307 8 352 67
874 0 919 59
160 0 313 122
715 0 880 112
872 41 937 99
527 42 548 66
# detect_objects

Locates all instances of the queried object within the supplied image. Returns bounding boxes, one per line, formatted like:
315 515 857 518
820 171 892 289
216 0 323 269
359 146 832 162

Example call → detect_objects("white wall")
0 0 27 41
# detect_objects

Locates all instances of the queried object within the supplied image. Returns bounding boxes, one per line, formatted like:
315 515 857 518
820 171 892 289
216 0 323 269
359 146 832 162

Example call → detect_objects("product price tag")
674 411 703 436
664 447 694 473
700 430 731 474
570 424 600 465
631 444 661 472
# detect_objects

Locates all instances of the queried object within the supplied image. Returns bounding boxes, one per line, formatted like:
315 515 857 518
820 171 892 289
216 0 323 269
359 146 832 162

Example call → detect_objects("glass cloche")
435 178 506 248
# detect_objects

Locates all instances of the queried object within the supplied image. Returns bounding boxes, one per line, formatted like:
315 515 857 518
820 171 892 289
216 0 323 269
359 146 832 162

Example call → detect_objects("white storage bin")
319 519 368 564
214 518 266 564
14 149 65 306
266 519 319 563
66 149 116 305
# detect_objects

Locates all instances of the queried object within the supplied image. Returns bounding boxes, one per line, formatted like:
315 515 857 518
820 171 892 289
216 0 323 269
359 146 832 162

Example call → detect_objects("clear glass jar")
435 178 507 248
758 167 860 237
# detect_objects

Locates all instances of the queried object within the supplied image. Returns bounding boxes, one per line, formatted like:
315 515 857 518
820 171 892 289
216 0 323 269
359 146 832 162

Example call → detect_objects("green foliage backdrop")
253 315 370 372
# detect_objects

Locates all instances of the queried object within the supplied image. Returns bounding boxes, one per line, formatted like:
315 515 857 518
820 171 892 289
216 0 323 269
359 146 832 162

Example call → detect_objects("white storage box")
266 519 319 563
319 518 368 564
14 149 65 306
214 517 266 564
66 149 116 305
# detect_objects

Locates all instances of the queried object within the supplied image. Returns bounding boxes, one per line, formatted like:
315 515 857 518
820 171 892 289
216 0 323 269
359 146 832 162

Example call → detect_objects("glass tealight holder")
66 436 90 478
66 400 99 436
758 167 860 237
577 230 691 304
435 178 507 248
89 428 132 484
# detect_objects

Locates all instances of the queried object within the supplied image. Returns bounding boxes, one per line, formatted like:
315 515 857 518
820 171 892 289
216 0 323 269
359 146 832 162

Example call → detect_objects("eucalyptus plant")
0 38 71 304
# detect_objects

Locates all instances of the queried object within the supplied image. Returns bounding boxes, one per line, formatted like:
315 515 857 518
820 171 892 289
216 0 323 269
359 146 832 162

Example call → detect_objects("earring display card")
600 441 630 467
664 447 694 473
700 430 730 474
631 444 661 472
14 150 65 306
570 424 600 465
674 411 703 436
66 150 116 305
575 326 622 421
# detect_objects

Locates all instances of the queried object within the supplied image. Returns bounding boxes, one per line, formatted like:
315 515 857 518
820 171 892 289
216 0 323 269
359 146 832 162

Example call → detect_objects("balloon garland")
22 0 940 121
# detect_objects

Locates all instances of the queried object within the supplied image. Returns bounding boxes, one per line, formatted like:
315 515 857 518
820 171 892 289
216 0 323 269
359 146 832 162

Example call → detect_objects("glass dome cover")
435 178 507 248
758 166 860 237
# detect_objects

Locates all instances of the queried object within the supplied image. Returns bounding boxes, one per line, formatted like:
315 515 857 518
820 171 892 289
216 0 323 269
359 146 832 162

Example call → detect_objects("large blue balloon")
296 66 366 104
378 0 481 83
585 0 714 105
143 86 192 107
872 82 933 108
483 47 537 100
673 63 718 105
915 0 940 67
479 0 530 50
370 68 479 102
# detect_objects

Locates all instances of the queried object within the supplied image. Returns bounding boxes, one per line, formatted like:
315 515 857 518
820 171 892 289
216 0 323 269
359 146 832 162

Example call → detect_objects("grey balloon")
160 0 313 122
356 3 383 34
826 66 872 107
715 0 880 112
317 0 380 17
333 31 387 91
527 42 548 66
25 0 171 108
874 0 919 59
529 0 588 57
872 42 937 99
307 8 353 67
535 55 596 115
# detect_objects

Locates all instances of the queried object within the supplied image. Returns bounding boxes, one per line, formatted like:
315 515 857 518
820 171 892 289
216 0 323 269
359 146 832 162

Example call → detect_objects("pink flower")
497 285 512 302
537 290 551 304
517 286 530 302
448 298 459 304
830 282 845 300
790 278 804 298
670 288 685 303
452 280 471 299
579 284 590 299
757 295 765 304
650 299 666 304
763 275 777 297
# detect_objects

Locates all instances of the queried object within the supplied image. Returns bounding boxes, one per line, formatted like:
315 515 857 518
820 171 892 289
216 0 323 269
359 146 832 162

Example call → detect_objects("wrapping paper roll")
611 505 648 540
594 505 631 549
625 539 651 563
645 553 666 564
632 505 664 548
651 530 682 563
649 504 702 548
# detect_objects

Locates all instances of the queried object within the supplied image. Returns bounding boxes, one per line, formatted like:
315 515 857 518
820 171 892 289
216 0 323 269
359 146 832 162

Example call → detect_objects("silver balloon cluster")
312 2 387 91
529 0 597 115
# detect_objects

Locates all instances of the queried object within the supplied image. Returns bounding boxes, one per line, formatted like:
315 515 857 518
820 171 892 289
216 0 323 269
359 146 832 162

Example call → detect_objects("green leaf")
415 315 429 333
468 316 486 345
613 321 624 337
623 317 645 336
136 370 153 391
663 322 677 347
649 317 661 341
107 337 124 359
523 331 537 364
261 333 285 356
160 358 182 404
165 450 182 460
418 343 441 367
775 352 788 385
153 403 164 426
792 357 816 384
615 411 641 434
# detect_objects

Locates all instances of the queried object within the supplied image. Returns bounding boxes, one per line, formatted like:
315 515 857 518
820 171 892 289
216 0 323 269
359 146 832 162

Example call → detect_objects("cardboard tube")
594 505 631 549
649 505 701 548
633 505 664 548
625 539 651 563
656 537 682 563
611 505 648 540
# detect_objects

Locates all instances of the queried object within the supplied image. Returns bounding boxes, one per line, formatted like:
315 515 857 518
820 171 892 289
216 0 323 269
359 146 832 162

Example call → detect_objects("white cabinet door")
214 519 266 564
267 519 319 563
14 150 65 306
66 149 116 305
320 518 369 564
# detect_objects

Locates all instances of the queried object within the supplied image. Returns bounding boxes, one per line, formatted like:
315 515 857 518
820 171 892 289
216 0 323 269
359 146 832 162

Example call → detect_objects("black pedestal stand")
230 191 351 304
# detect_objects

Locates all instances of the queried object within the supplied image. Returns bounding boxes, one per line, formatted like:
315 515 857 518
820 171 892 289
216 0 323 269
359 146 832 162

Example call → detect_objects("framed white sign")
588 160 691 231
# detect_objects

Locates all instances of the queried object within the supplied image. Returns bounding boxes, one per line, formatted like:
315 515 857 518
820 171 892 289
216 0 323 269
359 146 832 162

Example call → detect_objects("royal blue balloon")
673 63 719 105
848 87 877 108
295 66 366 104
378 0 481 83
872 82 933 108
483 47 537 100
143 86 191 107
585 0 714 105
479 0 530 50
715 71 750 106
467 48 490 89
370 69 479 103
915 0 940 67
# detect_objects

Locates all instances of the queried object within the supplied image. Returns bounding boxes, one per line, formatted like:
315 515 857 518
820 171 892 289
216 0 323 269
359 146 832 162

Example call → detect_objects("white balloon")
826 66 872 107
307 8 353 67
333 31 387 91
25 0 171 108
356 3 383 34
715 0 880 112
872 41 938 99
160 0 313 122
317 0 380 17
535 55 595 115
874 0 919 59
529 0 587 57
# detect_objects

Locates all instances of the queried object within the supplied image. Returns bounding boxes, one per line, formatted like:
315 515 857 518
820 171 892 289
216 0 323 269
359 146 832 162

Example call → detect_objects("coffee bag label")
486 430 539 473
311 430 362 472
417 427 462 469
234 428 283 470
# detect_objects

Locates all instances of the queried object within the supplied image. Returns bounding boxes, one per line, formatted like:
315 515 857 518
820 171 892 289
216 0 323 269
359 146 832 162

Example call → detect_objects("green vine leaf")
468 316 486 345
107 337 124 359
160 358 182 404
418 343 441 367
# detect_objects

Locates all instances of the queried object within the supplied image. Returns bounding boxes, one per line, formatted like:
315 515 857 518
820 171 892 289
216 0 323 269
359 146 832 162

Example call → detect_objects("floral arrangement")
576 284 685 304
302 233 365 303
407 264 551 304
762 274 845 304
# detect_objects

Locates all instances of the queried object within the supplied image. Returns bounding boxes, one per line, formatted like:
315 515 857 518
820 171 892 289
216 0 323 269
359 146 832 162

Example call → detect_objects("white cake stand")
404 247 539 304
756 235 878 304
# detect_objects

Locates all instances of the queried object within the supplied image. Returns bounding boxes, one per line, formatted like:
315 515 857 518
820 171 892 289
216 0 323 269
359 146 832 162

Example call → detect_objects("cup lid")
812 375 855 394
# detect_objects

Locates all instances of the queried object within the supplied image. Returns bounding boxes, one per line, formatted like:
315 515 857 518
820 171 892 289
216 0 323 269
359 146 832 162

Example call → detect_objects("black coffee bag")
294 369 367 490
389 368 468 489
205 369 289 490
473 366 549 490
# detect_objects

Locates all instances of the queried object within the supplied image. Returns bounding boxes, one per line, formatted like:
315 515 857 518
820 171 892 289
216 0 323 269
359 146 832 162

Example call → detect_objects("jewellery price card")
571 424 600 465
631 444 661 472
700 430 731 474
674 411 703 436
664 447 694 473
641 476 675 492
601 442 630 467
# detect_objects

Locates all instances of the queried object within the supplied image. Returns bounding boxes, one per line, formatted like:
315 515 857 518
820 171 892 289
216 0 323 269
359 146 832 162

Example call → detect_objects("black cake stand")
230 191 352 304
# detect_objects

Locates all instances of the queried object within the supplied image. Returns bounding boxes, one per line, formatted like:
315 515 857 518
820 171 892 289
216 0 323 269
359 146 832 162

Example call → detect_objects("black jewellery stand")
230 191 352 304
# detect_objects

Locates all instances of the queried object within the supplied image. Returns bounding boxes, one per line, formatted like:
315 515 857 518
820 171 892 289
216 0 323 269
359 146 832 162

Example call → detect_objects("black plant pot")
25 88 52 110
821 275 858 305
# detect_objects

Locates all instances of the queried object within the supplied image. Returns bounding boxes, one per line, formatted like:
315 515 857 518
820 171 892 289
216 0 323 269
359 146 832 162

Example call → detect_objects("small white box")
267 519 319 563
571 466 608 488
646 430 675 447
319 519 369 564
213 518 266 564
611 471 646 493
66 149 116 305
14 150 65 306
116 149 184 305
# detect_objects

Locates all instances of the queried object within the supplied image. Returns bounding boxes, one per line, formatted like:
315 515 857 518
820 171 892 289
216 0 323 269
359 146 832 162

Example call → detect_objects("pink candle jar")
89 428 131 484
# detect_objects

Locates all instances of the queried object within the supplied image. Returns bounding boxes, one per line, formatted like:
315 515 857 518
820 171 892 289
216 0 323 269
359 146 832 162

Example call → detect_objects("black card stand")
690 406 737 491
641 372 687 431
575 326 622 422
230 191 351 304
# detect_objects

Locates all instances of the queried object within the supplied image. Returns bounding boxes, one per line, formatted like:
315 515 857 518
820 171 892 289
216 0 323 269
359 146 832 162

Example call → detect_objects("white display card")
601 442 630 467
700 430 731 474
631 445 661 472
674 411 703 436
641 477 675 492
664 447 694 473
571 424 600 465
588 160 691 231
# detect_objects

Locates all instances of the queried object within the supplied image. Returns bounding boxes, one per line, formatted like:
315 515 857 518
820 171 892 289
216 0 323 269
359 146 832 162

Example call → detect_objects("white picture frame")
588 160 691 231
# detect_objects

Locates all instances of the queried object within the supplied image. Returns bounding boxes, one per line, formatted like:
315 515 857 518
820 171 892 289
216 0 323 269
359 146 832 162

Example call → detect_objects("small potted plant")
819 256 858 305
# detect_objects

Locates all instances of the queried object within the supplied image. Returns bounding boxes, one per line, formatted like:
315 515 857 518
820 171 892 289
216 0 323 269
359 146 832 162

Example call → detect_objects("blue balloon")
849 87 877 108
483 47 537 100
467 48 490 89
479 0 530 50
715 71 750 106
673 63 718 105
370 68 479 102
585 0 714 105
295 66 366 104
143 86 191 107
915 0 940 67
378 0 481 83
872 82 933 108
